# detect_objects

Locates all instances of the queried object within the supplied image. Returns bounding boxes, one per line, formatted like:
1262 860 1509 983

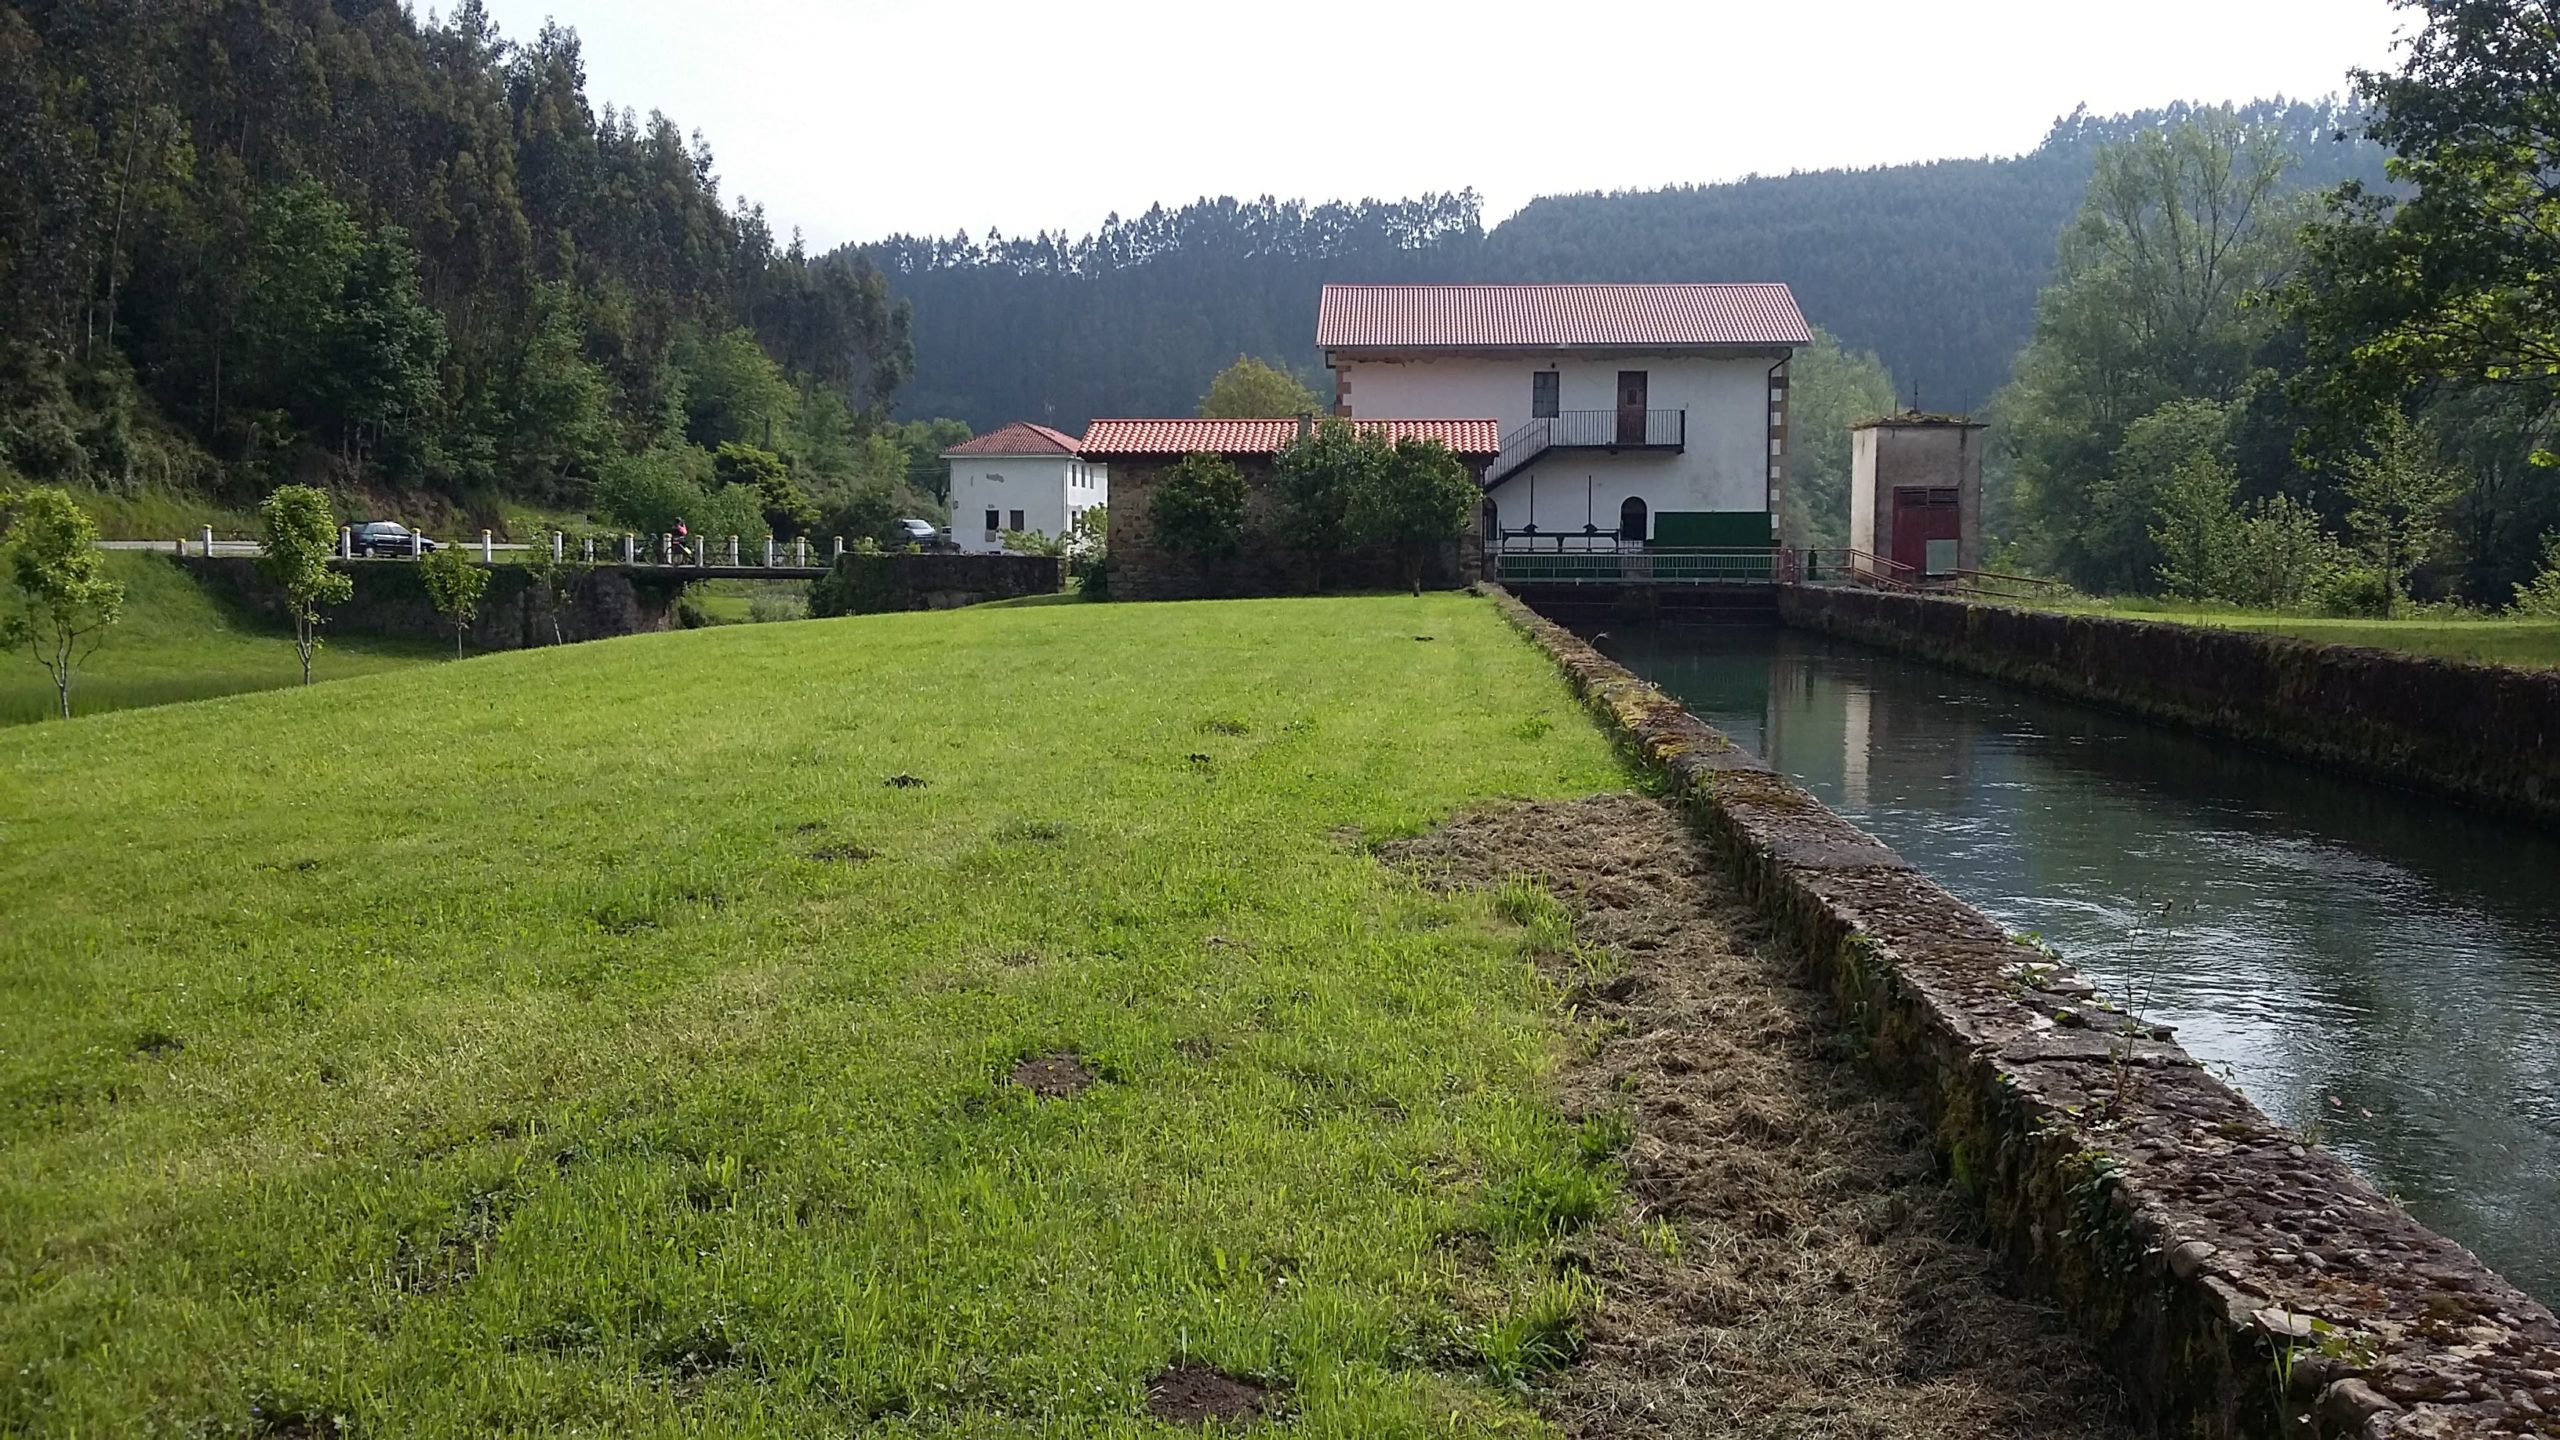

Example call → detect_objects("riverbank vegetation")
1995 0 2559 614
0 595 1661 1435
2033 594 2560 670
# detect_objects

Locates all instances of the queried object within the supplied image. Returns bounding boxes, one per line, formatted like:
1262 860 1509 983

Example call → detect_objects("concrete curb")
1484 584 2560 1438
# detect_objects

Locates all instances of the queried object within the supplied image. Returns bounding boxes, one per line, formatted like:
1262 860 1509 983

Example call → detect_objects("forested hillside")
0 0 916 531
863 100 2386 431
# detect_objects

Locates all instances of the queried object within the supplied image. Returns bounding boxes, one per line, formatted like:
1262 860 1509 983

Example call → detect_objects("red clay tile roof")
1078 418 1501 459
1317 283 1810 351
944 421 1083 457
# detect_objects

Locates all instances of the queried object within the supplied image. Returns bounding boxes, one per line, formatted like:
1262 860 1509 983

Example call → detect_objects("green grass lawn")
1 552 445 725
2036 597 2560 669
0 595 1631 1436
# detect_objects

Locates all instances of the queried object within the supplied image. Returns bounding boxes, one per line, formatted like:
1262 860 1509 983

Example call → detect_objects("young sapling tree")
0 486 126 719
418 545 491 657
256 484 354 684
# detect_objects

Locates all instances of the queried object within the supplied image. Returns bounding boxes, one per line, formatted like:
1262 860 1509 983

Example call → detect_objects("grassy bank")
0 595 1629 1436
2036 597 2560 669
1 552 444 725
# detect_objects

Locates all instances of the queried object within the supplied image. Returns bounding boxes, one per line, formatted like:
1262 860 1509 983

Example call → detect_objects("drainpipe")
1767 355 1790 548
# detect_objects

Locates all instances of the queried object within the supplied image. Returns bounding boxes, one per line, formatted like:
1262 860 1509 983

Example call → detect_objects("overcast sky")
461 0 2410 250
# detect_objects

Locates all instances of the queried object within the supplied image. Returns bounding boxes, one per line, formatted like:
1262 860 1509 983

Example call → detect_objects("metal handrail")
1488 408 1686 485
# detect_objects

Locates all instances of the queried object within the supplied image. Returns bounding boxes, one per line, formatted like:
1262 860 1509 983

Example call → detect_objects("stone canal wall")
1487 584 2560 1438
181 556 682 650
1778 585 2560 827
805 552 1062 615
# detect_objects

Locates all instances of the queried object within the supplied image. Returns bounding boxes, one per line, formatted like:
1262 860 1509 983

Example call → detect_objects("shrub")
1150 452 1247 563
2512 534 2560 618
1349 437 1477 592
2313 564 2393 618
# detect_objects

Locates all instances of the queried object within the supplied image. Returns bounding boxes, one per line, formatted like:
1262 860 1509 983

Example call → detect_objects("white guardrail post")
481 530 493 562
200 526 214 557
339 526 352 559
552 531 564 562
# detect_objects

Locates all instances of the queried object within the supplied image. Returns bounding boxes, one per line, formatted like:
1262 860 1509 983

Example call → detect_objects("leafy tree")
1996 117 2310 588
418 546 490 657
0 485 124 718
256 484 353 685
890 418 973 502
679 326 797 449
2288 0 2560 429
1198 355 1321 418
714 441 814 537
1785 331 1900 548
817 480 915 551
2228 495 2341 608
1271 418 1384 587
2343 410 2466 613
2148 455 2242 601
595 446 714 539
519 534 592 645
1349 438 1478 593
504 285 617 497
1150 453 1248 563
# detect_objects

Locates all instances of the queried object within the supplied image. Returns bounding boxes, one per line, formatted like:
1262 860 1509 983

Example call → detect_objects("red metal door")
1891 486 1961 577
1616 371 1648 446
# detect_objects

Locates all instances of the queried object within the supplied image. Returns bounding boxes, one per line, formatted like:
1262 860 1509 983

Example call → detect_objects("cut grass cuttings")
0 593 1628 1437
0 551 443 725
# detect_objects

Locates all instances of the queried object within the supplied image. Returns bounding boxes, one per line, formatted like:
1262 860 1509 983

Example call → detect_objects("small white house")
1319 283 1809 550
943 421 1107 554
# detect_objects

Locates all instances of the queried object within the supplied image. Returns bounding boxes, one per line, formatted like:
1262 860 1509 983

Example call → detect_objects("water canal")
1605 624 2560 1305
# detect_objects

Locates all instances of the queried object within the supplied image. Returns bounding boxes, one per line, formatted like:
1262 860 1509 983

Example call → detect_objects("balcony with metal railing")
1486 408 1685 487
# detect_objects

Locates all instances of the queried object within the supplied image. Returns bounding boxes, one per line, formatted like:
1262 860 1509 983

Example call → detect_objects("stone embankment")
1488 585 2560 1439
181 556 680 650
1779 586 2560 827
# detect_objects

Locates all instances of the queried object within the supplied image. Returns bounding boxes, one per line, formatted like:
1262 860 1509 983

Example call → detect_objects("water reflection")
1608 625 2560 1304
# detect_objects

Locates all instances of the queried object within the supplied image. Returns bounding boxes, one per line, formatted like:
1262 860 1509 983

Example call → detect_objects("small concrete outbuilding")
1848 413 1986 582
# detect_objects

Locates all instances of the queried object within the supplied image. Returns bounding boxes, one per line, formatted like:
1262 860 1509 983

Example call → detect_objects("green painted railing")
1489 546 1782 585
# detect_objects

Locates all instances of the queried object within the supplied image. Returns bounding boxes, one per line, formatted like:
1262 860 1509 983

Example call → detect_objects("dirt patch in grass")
1383 793 2134 1439
807 844 876 864
1010 1053 1098 1098
1144 1362 1279 1425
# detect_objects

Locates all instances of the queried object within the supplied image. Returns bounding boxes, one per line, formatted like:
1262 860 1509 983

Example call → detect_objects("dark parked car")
350 520 440 557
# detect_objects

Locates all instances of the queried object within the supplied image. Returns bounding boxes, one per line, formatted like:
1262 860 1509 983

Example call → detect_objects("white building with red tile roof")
942 421 1107 554
1318 283 1808 550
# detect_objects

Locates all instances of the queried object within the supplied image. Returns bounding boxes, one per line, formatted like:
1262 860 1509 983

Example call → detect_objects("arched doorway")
1482 497 1501 541
1618 495 1648 545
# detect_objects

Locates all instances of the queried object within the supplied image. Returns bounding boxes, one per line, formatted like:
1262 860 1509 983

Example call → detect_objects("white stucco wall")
1336 352 1782 537
945 454 1108 553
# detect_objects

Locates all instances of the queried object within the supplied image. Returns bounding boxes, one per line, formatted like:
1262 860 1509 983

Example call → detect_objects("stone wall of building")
180 557 682 649
1106 454 1485 602
1779 585 2560 826
1488 583 2560 1438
